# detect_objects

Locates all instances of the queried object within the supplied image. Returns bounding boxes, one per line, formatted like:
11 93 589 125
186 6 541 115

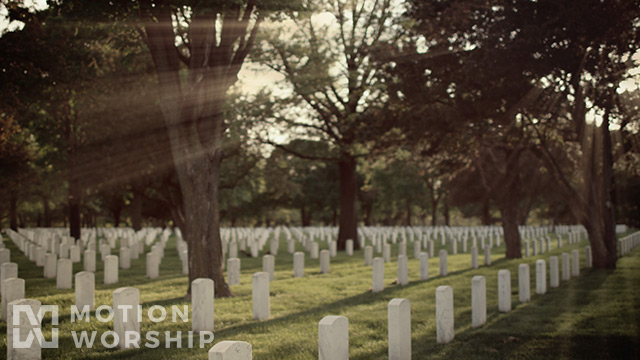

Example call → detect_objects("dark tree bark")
500 198 522 258
141 4 262 297
442 197 450 226
481 198 491 225
337 157 359 250
68 179 82 240
113 207 122 227
42 195 52 227
301 206 312 227
405 198 412 226
131 187 143 231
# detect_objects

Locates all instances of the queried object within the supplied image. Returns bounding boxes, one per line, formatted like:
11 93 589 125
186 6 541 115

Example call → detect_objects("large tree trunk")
337 157 359 250
9 192 18 230
601 109 617 268
405 198 412 226
442 198 450 226
301 206 312 227
583 108 617 269
42 195 52 227
145 11 243 298
431 198 438 226
182 152 231 298
481 198 491 225
500 198 522 258
113 208 122 227
131 187 143 231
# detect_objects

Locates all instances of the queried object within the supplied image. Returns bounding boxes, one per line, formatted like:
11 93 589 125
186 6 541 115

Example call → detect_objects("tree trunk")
442 198 450 226
131 188 143 231
481 198 491 225
9 192 18 230
302 206 312 227
42 195 52 227
337 157 359 250
500 198 522 258
182 151 231 298
405 198 412 226
68 179 82 240
591 107 617 268
113 208 122 227
145 12 243 298
431 198 438 226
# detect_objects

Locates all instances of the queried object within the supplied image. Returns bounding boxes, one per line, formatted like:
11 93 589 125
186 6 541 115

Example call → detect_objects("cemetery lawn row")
1 232 639 359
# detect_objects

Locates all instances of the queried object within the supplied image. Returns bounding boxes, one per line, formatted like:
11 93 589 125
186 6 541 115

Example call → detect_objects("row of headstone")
619 231 640 256
371 247 493 292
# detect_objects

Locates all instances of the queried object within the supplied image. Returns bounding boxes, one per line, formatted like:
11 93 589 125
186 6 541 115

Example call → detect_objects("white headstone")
2 277 25 322
439 250 448 277
310 242 319 259
113 287 140 349
75 271 95 311
397 255 408 286
119 248 131 269
535 259 546 295
518 264 530 303
346 240 354 256
398 242 406 257
208 341 252 360
383 244 391 263
252 272 269 321
471 246 478 269
227 258 241 285
585 246 592 268
44 253 57 279
293 252 304 278
571 249 579 277
146 252 159 279
84 250 96 272
70 245 81 263
388 298 411 360
229 242 238 258
372 258 384 293
419 253 429 281
104 255 119 285
35 247 45 267
471 275 486 328
484 246 491 266
320 250 330 274
498 269 511 312
192 278 214 333
0 262 17 296
319 315 348 360
56 258 72 289
263 255 275 280
436 285 454 344
7 298 41 360
364 246 373 266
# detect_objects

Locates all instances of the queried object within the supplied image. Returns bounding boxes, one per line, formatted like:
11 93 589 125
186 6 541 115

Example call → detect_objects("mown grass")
1 230 639 359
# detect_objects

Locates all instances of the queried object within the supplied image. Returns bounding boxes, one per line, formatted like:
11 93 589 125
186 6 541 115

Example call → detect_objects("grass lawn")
1 230 639 359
